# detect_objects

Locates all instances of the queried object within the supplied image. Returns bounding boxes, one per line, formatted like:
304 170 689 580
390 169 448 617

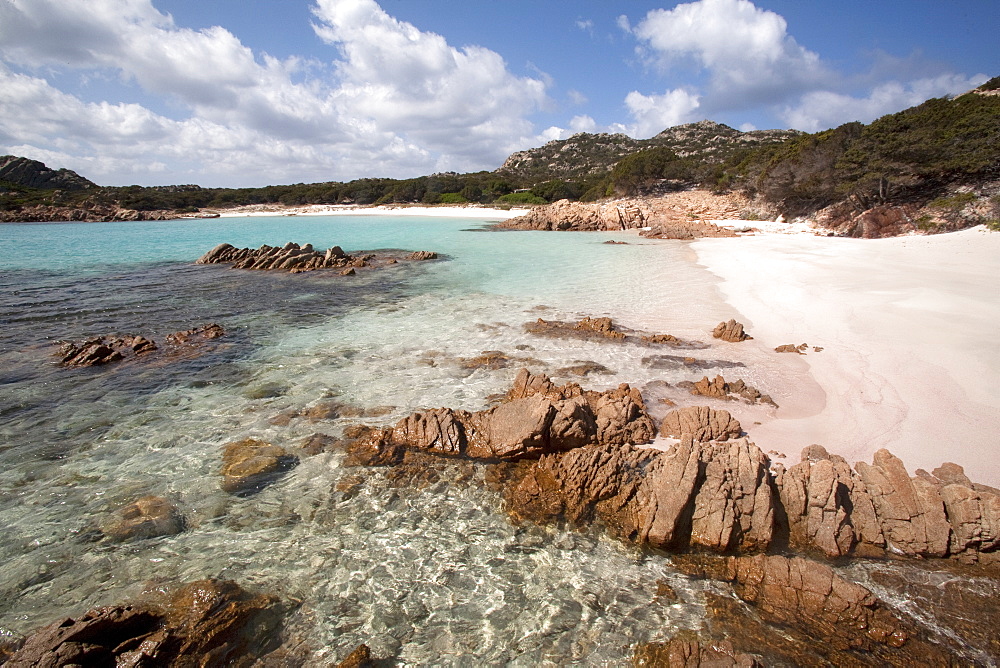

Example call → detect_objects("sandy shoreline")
203 203 530 219
693 225 1000 485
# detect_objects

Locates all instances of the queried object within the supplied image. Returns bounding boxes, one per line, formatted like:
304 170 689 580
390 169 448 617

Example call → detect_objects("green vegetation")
496 192 547 205
609 147 696 195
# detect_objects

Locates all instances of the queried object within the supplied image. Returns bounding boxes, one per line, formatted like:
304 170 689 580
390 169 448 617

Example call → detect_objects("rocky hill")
0 155 96 190
497 121 801 181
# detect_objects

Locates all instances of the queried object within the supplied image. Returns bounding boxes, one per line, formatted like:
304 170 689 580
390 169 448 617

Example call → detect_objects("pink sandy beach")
693 225 1000 486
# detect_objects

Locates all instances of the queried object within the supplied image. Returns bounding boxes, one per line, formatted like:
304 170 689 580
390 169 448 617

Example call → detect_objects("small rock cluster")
57 324 225 367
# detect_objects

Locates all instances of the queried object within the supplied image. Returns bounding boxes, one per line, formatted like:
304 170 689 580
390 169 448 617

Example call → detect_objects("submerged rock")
103 495 185 541
220 438 298 496
525 316 685 347
671 553 955 666
633 636 762 667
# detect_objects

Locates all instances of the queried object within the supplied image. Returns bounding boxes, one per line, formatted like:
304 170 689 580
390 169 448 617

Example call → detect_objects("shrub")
496 192 548 205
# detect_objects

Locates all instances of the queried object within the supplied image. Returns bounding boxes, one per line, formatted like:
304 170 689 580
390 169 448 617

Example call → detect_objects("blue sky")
0 0 994 187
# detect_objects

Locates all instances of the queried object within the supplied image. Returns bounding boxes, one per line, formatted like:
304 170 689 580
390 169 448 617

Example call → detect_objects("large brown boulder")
220 439 298 496
775 445 885 558
660 405 742 441
5 579 283 667
712 319 752 342
499 436 776 553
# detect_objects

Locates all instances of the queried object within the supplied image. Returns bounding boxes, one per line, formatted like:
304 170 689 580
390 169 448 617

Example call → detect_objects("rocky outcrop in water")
525 316 687 347
58 335 157 366
668 553 959 666
196 242 439 274
57 324 225 368
339 371 1000 565
220 438 299 496
712 319 751 342
4 579 284 667
681 374 777 406
342 369 655 466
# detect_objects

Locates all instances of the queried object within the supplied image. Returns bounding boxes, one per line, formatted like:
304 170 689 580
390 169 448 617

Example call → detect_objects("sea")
0 214 990 665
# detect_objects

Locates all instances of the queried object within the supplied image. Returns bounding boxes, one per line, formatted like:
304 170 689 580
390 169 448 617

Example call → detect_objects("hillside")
0 155 96 191
497 121 801 181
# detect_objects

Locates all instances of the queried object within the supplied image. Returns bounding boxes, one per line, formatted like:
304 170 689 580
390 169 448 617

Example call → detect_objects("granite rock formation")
712 319 751 342
659 405 743 441
4 579 283 667
57 324 225 368
196 242 439 274
342 369 655 466
682 374 777 406
525 316 685 347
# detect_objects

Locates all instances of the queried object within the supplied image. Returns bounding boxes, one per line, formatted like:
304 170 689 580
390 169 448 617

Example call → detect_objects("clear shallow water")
1 215 778 664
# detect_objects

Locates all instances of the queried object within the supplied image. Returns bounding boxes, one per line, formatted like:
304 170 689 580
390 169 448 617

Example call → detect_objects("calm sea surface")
0 214 769 664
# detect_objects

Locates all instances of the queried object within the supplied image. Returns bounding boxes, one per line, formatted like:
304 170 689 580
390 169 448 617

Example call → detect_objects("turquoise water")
0 214 771 664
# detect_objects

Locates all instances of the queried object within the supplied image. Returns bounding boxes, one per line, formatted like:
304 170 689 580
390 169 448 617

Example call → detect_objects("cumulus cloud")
0 0 549 185
621 0 985 136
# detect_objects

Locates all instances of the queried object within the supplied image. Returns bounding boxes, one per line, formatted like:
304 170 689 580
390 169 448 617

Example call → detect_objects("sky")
0 0 995 188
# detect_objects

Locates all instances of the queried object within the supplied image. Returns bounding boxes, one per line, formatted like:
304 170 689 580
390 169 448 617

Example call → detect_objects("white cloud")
623 89 702 137
632 0 827 105
567 89 588 106
780 73 990 132
575 19 594 33
0 0 549 186
569 115 598 133
623 0 985 135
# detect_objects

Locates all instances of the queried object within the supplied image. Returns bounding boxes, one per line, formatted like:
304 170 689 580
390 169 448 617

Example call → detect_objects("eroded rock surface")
5 579 284 667
525 316 685 347
57 324 225 368
712 319 751 342
660 406 743 442
682 374 777 406
196 241 438 274
342 370 655 466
